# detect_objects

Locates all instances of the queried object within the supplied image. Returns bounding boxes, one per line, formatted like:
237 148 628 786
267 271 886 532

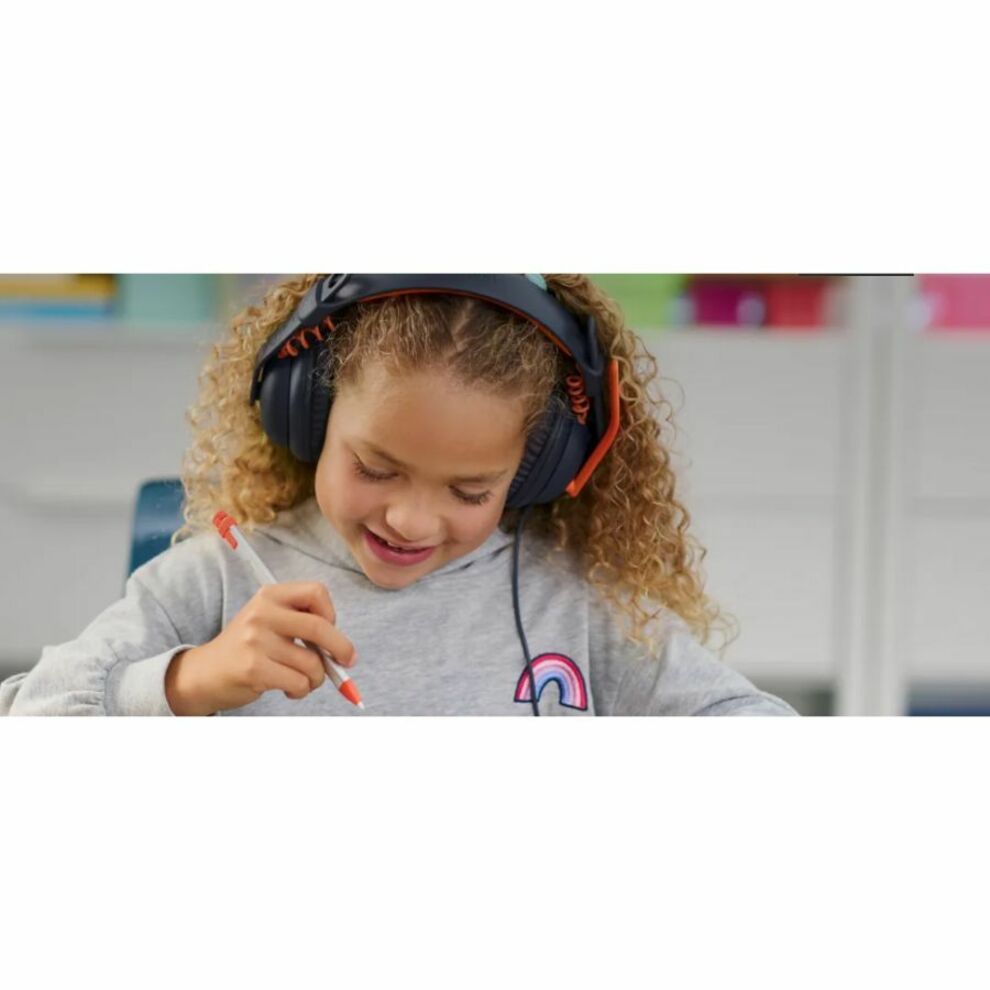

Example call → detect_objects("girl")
0 274 795 716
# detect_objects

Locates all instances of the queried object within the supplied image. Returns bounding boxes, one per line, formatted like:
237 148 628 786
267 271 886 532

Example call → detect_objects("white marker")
213 510 364 710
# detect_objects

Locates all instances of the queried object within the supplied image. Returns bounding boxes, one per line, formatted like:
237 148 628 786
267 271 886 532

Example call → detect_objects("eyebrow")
357 442 508 484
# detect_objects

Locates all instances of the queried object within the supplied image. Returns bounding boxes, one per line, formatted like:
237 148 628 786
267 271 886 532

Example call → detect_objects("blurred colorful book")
764 277 830 329
0 274 115 318
918 275 990 330
687 277 767 327
590 275 687 330
684 275 837 329
115 275 219 322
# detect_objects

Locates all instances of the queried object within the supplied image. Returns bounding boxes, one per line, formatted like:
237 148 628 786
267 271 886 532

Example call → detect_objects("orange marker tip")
212 510 238 549
340 680 363 707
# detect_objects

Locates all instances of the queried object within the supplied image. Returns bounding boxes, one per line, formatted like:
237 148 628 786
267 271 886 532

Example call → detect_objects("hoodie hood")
255 496 517 585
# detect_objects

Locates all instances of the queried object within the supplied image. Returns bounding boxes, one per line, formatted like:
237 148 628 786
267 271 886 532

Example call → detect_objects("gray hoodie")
0 498 796 716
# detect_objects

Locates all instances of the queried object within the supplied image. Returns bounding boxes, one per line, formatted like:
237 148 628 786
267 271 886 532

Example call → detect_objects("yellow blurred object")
0 274 115 300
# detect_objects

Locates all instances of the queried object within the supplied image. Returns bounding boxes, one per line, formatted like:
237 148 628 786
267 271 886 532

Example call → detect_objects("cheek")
317 459 377 520
446 501 506 547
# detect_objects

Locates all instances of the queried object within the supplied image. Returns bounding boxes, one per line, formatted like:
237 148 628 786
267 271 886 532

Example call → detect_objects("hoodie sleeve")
0 535 224 717
587 594 797 716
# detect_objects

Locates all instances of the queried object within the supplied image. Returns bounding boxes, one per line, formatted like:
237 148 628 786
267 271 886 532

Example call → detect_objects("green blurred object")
590 274 687 330
117 275 219 322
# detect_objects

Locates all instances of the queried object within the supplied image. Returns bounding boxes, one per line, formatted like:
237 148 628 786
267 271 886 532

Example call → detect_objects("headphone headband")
251 275 606 428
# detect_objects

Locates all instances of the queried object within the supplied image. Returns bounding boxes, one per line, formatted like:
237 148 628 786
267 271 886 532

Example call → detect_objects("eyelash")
351 458 494 506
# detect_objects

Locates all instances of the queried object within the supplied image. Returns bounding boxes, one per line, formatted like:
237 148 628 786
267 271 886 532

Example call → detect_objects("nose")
383 496 440 546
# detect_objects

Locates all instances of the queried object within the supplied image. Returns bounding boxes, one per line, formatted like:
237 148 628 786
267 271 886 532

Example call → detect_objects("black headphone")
249 274 621 713
250 274 619 509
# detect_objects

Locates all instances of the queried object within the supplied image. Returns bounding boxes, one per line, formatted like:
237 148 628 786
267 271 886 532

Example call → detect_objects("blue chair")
128 478 185 578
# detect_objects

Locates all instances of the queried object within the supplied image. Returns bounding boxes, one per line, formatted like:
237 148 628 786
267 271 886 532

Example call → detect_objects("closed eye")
352 459 393 483
351 457 493 506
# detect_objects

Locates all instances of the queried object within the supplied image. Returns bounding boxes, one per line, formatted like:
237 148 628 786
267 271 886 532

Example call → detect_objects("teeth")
373 531 419 552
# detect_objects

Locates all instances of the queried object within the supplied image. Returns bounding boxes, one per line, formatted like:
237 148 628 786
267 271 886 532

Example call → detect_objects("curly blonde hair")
175 274 736 657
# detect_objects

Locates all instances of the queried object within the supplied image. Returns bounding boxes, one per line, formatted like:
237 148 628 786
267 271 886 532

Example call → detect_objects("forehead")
332 363 527 471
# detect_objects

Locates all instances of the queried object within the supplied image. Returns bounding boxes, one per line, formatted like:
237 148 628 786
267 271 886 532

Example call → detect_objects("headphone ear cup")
506 409 554 509
506 391 595 509
258 355 294 453
259 344 330 464
287 345 328 463
307 350 333 464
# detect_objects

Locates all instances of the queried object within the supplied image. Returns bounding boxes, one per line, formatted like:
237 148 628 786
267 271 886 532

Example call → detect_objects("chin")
351 536 430 589
361 560 429 590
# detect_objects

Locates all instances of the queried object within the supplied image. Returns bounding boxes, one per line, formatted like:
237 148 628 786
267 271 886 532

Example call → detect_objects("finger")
260 581 337 625
259 656 313 701
267 606 358 668
267 636 328 691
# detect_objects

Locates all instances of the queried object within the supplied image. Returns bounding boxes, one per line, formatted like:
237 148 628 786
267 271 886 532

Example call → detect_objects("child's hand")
164 582 357 716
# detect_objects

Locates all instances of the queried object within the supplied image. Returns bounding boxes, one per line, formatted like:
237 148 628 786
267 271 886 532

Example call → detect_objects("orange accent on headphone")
277 316 336 360
273 289 572 363
564 358 621 499
565 374 591 425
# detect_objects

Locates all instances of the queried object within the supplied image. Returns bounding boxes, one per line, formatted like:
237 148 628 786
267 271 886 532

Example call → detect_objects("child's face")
315 361 529 590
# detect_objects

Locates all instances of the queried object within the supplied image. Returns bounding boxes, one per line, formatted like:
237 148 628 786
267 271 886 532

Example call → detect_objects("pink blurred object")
919 275 990 330
688 279 766 327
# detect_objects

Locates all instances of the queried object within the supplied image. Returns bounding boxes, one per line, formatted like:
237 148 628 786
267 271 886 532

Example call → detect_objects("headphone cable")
512 503 540 716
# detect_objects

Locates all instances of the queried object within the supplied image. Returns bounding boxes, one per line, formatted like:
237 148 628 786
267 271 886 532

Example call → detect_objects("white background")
2 3 989 989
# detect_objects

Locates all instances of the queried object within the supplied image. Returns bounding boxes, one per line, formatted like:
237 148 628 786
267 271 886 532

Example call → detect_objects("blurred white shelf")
919 328 990 338
0 319 220 345
636 323 848 688
0 477 139 511
0 323 205 660
642 324 842 339
2 281 989 711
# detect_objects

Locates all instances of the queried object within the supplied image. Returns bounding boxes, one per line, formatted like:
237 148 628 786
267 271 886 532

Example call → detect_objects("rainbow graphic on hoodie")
514 652 588 711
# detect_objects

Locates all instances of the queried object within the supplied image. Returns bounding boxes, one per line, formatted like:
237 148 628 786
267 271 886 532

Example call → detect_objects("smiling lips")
368 529 435 551
363 527 439 566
